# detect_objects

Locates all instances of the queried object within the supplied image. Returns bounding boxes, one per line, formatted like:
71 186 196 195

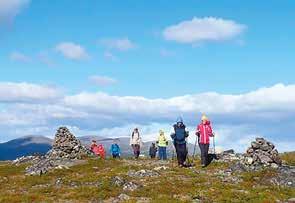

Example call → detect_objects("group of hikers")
90 114 214 168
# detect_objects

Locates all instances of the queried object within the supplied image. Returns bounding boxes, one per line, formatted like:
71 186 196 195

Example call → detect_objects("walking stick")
192 138 197 159
192 133 199 159
213 133 216 155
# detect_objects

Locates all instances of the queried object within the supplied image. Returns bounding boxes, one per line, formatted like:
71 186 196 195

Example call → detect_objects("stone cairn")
26 127 90 175
47 127 89 160
242 137 282 169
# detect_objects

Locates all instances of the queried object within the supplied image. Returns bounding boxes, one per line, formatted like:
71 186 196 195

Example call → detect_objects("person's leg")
204 144 209 166
159 147 164 160
163 147 167 160
199 143 205 166
175 144 182 165
132 145 136 157
180 144 187 165
112 154 115 158
136 144 140 159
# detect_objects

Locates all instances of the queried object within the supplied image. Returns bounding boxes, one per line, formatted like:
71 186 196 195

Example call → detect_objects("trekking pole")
213 133 216 155
192 134 199 159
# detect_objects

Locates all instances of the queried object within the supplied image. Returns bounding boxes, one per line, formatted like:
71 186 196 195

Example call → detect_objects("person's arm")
208 124 213 137
196 125 200 135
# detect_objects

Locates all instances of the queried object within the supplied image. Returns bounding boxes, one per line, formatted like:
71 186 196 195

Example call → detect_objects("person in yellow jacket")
156 130 168 160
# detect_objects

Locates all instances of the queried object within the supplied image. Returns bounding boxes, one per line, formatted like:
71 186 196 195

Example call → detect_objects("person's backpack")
174 127 186 143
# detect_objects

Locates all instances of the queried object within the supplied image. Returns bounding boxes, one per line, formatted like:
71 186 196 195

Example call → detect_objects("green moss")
0 158 294 202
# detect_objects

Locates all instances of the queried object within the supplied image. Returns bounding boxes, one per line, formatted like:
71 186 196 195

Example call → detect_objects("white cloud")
0 83 294 152
64 84 295 116
0 0 30 23
0 82 61 103
100 38 136 51
10 52 31 62
89 75 117 86
56 42 89 60
163 17 246 44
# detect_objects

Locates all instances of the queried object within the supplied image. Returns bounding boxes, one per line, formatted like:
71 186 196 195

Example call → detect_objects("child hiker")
149 143 157 159
110 140 121 158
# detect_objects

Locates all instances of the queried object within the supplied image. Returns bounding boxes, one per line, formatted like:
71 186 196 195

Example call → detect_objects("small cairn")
242 137 282 169
26 127 90 175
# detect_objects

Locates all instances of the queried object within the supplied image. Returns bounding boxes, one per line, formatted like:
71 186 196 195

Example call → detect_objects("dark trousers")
112 153 120 159
132 144 140 159
158 147 167 160
175 143 187 166
199 143 209 166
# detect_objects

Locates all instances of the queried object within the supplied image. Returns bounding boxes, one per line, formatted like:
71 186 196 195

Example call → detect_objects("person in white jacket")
130 128 142 159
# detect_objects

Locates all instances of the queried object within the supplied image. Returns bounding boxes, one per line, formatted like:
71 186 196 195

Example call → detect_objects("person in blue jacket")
171 117 189 167
110 140 121 158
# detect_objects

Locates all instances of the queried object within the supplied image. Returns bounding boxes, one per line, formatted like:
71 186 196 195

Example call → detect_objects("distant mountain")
0 135 200 161
0 136 52 161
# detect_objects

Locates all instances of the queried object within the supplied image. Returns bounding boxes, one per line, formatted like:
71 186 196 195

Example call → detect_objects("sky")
0 0 295 152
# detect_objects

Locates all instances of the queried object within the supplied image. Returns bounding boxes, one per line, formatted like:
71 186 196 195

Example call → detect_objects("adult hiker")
149 143 157 159
171 117 189 167
110 140 121 158
196 114 214 167
130 128 142 159
156 130 168 160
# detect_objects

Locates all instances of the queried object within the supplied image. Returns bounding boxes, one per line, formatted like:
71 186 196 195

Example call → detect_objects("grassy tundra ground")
0 154 294 203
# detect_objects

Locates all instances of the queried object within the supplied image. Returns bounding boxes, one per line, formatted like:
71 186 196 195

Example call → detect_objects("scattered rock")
12 155 41 166
123 181 140 191
136 197 152 203
111 176 125 187
214 168 242 184
269 165 295 187
153 166 169 171
128 169 159 178
216 149 242 162
118 194 130 201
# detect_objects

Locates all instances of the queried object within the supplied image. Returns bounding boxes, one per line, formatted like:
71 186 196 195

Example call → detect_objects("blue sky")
0 0 295 152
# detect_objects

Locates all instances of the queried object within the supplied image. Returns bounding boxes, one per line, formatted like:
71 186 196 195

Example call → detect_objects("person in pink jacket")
196 115 214 167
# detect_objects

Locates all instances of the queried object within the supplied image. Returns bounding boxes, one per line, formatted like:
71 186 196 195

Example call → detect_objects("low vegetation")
0 157 294 203
280 151 295 166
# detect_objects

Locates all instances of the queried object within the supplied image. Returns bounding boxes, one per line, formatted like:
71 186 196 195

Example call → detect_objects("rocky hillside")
0 127 294 202
0 156 294 202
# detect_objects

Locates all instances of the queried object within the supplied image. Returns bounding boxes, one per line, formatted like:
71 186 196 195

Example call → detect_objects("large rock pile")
47 127 90 159
25 127 90 175
242 137 282 170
